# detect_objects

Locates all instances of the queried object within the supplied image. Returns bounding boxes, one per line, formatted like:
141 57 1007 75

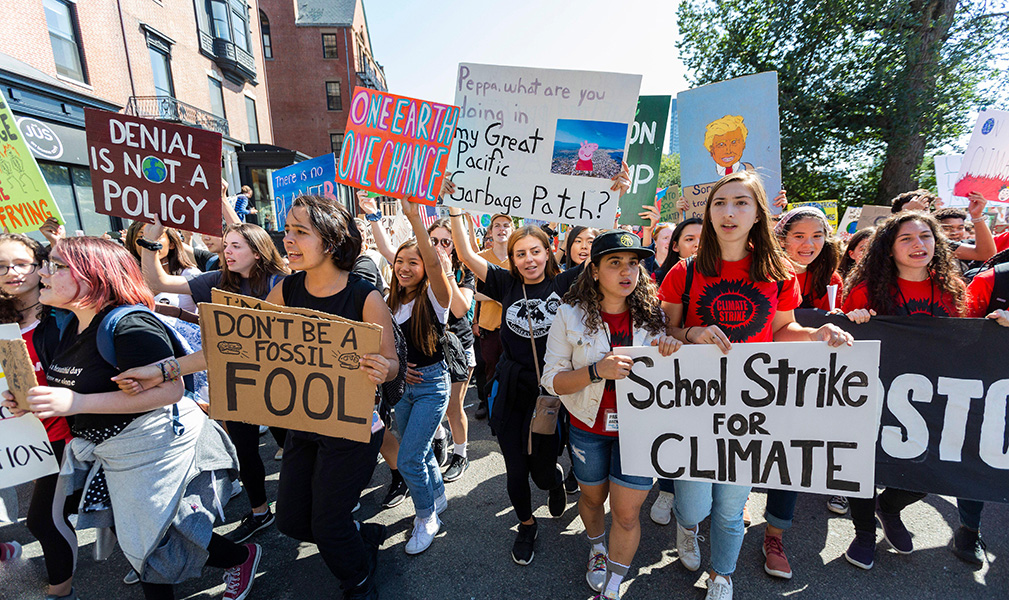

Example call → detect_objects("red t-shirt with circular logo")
658 255 801 343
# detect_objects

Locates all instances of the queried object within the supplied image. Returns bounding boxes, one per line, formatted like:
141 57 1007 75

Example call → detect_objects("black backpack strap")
681 256 695 326
987 262 1009 313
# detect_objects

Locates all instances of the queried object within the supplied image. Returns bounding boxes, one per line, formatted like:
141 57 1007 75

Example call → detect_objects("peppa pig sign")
445 63 641 228
954 109 1009 205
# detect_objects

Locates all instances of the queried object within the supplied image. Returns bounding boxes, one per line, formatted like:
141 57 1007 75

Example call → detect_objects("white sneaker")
404 514 441 555
676 522 703 572
123 569 140 585
434 493 447 515
650 491 674 525
586 549 607 591
705 574 733 600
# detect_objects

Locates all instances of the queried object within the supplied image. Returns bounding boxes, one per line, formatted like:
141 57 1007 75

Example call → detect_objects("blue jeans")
764 489 797 530
568 426 653 491
396 362 450 519
673 480 751 576
658 478 675 494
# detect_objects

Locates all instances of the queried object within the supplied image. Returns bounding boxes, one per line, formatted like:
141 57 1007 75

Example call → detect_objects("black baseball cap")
590 229 654 262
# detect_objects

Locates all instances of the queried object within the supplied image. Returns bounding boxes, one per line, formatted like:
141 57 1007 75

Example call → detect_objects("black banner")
795 310 1009 503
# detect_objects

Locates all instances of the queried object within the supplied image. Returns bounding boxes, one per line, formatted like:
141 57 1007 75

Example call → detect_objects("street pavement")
1 387 1006 599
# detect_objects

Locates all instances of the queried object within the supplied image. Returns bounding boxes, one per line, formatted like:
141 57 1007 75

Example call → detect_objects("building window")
322 33 338 59
260 11 272 59
330 133 344 154
147 36 174 98
326 81 341 111
231 8 249 51
210 0 231 41
209 77 226 117
43 0 86 82
246 97 259 143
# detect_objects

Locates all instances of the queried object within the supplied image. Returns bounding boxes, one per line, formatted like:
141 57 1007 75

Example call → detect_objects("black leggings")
138 534 249 600
225 421 287 508
495 402 563 523
27 439 78 585
849 488 928 534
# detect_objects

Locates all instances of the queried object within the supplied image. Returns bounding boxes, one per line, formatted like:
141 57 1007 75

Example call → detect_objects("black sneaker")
564 469 579 494
474 401 489 420
443 454 469 483
381 477 409 509
433 437 450 467
226 509 275 543
951 526 986 567
548 484 567 518
511 521 538 565
343 576 378 600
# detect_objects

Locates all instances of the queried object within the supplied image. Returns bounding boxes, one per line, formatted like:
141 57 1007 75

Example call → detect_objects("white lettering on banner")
0 414 59 489
616 342 881 497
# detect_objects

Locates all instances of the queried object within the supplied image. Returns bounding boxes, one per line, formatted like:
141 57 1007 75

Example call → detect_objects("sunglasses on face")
0 262 38 276
430 237 453 249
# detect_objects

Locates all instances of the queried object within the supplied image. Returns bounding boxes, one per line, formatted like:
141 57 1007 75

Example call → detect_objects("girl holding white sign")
541 230 681 600
657 171 852 600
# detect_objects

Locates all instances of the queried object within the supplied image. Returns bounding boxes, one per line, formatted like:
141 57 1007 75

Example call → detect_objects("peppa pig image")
574 141 598 172
550 119 627 179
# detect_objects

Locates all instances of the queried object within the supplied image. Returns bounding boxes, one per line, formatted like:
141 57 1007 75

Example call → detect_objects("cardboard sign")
935 154 965 207
621 96 672 226
796 311 1009 503
954 109 1009 204
0 338 37 411
272 153 338 229
209 289 368 328
786 200 838 232
0 91 64 233
199 302 380 442
658 186 682 223
336 88 458 206
444 63 641 227
616 342 881 497
856 205 892 230
0 412 59 490
678 72 782 216
84 108 223 236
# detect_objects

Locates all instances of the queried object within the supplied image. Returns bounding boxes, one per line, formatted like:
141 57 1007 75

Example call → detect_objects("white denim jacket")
541 303 662 428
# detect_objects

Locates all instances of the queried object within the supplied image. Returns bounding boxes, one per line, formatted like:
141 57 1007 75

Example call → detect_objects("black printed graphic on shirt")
901 298 952 317
505 292 563 338
696 279 773 343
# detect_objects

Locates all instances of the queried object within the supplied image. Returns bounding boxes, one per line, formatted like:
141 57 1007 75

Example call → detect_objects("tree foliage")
677 0 1009 207
658 153 681 189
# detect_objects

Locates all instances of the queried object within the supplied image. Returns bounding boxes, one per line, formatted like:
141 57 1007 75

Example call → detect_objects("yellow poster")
0 91 63 233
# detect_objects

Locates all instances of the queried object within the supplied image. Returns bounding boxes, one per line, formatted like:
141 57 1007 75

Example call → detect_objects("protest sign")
954 109 1009 204
271 153 338 229
84 108 222 236
795 311 1009 503
658 186 682 223
336 88 458 206
0 412 59 490
0 338 37 412
935 154 965 207
210 289 368 328
856 205 891 230
616 341 880 497
0 91 64 233
620 96 671 226
786 200 838 231
444 63 641 228
837 206 861 237
678 72 782 216
199 302 380 442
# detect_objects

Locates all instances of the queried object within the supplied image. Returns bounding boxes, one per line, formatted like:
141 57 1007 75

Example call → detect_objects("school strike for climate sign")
0 411 59 489
336 88 459 205
84 109 223 236
616 342 881 498
444 63 641 228
795 311 1009 504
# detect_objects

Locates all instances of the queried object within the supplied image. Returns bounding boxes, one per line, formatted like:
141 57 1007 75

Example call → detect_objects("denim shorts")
568 425 654 491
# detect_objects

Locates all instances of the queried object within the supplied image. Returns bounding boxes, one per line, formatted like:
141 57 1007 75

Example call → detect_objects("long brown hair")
386 239 438 355
0 233 46 324
696 171 791 282
843 212 964 316
562 254 665 335
218 223 289 297
837 227 874 278
774 209 840 301
124 221 195 275
507 226 560 281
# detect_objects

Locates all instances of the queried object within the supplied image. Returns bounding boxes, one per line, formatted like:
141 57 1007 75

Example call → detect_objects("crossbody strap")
521 284 544 388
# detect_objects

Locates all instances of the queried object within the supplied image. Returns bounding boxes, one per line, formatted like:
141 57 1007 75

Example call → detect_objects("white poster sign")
0 411 59 489
935 154 965 207
444 63 641 227
615 342 881 497
954 109 1009 205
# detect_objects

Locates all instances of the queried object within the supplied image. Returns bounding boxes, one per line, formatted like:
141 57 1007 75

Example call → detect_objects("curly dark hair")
843 212 964 316
837 227 874 278
775 211 840 304
562 255 666 336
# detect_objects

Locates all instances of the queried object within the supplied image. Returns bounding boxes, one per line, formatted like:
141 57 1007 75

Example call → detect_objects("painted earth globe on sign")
142 156 168 183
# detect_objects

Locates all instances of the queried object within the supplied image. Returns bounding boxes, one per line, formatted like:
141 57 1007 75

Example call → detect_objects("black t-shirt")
448 267 476 349
37 306 175 438
194 248 220 272
477 263 583 373
281 270 377 322
187 270 283 303
353 254 386 296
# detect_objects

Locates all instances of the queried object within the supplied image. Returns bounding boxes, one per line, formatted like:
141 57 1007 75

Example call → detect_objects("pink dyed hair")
54 237 154 309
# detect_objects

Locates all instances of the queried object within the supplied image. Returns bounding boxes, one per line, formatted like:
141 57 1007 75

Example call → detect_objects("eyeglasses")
430 237 453 249
40 260 70 276
0 263 38 276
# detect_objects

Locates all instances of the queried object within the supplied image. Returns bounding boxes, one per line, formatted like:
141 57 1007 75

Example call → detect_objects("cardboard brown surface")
199 302 380 443
857 205 892 230
0 338 37 411
209 290 382 331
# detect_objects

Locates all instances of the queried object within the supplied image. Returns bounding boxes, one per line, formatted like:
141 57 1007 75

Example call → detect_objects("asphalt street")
1 387 1005 600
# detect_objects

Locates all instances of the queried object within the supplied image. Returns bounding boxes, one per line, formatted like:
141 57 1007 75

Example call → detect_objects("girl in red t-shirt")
657 172 852 599
840 211 965 571
0 233 75 598
774 207 842 311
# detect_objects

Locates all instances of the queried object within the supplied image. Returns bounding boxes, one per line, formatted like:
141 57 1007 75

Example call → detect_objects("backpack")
986 262 1009 313
680 256 784 326
381 317 408 407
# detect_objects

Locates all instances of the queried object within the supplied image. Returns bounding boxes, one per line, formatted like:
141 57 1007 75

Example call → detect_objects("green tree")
658 153 681 189
677 0 1008 206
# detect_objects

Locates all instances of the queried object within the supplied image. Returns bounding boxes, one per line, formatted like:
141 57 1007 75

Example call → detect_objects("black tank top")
281 271 377 322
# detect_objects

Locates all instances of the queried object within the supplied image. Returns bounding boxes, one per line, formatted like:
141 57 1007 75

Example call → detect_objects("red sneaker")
222 543 261 600
763 534 792 579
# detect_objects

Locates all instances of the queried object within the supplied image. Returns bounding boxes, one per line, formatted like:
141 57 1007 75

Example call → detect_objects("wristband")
136 238 164 251
365 211 382 222
684 326 695 342
588 363 602 383
971 216 987 223
159 358 181 382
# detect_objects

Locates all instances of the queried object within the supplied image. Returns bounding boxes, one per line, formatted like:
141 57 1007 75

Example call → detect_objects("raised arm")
358 191 397 264
140 221 196 295
221 179 241 226
402 197 452 308
955 192 995 262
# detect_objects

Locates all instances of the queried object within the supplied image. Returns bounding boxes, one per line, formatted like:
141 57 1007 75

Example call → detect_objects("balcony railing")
125 96 230 136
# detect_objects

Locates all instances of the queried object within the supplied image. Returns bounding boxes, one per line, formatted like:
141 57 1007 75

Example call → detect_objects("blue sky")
554 119 629 149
